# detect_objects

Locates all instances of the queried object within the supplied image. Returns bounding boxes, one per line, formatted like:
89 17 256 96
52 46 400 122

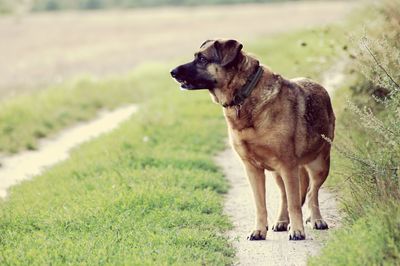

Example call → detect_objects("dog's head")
170 39 247 91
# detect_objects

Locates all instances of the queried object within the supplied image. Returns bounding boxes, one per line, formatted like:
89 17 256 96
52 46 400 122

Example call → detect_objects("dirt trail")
0 1 356 98
217 63 345 265
0 105 137 198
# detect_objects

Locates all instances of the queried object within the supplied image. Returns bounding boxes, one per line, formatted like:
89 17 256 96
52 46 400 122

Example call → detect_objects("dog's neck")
222 65 263 109
222 57 263 119
210 56 260 109
221 66 283 130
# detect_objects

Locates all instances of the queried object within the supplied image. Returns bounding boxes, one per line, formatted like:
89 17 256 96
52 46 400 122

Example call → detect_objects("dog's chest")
230 128 278 171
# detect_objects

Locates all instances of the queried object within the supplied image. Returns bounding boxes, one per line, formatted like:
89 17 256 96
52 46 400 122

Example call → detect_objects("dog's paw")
272 221 289 232
247 227 268 241
306 217 329 230
288 229 305 241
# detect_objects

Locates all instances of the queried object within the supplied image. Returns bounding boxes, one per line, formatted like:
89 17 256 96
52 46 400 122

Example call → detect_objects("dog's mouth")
177 79 194 90
175 78 206 90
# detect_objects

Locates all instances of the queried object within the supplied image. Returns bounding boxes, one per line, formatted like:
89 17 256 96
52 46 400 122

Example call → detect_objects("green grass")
248 25 347 80
0 65 160 153
309 202 400 266
309 82 400 266
0 20 355 264
0 64 234 265
0 23 349 155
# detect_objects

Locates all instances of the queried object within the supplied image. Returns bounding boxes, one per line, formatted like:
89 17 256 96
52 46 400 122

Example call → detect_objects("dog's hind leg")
304 152 330 230
299 166 309 207
271 172 289 232
243 162 268 241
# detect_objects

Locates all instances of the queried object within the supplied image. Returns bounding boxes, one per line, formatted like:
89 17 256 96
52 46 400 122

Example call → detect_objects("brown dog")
170 39 335 241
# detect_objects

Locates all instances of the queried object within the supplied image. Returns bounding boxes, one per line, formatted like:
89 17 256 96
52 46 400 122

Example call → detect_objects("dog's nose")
170 68 178 78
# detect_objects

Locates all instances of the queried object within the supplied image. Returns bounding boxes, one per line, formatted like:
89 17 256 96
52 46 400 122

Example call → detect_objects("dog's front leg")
281 167 305 240
271 172 290 231
243 162 268 240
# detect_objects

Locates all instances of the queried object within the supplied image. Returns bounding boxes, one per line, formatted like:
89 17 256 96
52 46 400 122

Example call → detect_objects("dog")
170 39 335 241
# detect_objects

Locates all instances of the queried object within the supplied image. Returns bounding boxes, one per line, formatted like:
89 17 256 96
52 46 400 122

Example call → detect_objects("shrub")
311 2 400 264
330 0 400 222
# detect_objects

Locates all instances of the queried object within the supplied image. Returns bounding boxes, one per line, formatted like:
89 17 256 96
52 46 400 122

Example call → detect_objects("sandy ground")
0 1 357 98
0 105 138 198
217 62 345 265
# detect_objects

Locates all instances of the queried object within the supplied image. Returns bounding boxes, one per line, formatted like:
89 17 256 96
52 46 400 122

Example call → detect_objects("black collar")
223 65 264 108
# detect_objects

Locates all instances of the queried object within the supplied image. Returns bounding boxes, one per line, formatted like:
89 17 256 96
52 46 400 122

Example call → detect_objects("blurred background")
0 0 354 98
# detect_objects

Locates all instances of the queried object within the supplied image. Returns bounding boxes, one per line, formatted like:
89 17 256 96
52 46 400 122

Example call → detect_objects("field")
0 1 353 97
0 1 353 155
0 16 352 264
0 64 234 264
0 21 349 154
1 0 399 265
5 0 296 11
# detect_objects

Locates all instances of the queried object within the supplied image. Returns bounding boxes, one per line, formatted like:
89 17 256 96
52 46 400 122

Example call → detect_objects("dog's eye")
198 55 208 65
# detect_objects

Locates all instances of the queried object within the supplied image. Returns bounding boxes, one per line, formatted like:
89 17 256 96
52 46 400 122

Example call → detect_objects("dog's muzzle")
170 67 209 90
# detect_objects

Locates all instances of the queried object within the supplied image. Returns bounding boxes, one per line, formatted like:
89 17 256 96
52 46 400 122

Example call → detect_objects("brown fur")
171 39 335 241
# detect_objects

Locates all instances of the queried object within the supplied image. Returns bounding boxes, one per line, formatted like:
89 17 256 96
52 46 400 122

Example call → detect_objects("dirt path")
0 1 356 98
217 64 345 265
0 105 137 198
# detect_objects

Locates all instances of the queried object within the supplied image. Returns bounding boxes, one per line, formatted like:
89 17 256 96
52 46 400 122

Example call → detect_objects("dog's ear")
214 39 243 67
200 39 213 48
